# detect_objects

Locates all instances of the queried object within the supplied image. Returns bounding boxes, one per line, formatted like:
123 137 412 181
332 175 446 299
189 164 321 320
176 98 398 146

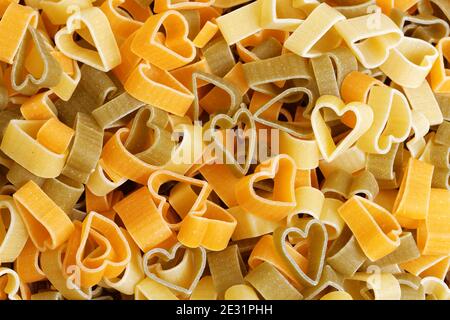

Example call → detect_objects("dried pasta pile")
0 0 448 301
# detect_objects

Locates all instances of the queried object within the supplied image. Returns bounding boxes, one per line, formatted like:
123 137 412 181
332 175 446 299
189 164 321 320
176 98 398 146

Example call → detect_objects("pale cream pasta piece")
334 12 403 68
284 3 345 58
356 86 412 154
380 37 439 88
215 1 262 45
311 95 373 162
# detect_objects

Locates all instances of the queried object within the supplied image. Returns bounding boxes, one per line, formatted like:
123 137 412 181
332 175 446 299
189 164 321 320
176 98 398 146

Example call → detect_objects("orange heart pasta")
0 0 447 302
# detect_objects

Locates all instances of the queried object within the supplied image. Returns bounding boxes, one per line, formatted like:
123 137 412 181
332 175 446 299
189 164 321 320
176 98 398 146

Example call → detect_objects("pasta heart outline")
0 195 28 263
11 26 62 95
235 154 297 221
147 169 211 223
253 87 315 139
311 95 374 162
191 71 242 122
334 13 403 69
131 10 196 71
177 200 237 251
0 268 21 300
273 218 328 287
356 86 412 155
142 242 207 296
207 106 256 176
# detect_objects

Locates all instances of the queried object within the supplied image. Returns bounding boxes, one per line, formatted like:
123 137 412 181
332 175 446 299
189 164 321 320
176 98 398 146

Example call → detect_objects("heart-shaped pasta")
392 158 434 227
311 95 373 162
207 107 256 176
216 1 262 45
207 244 247 297
101 127 163 184
390 8 449 44
334 12 403 68
62 212 131 288
380 37 438 88
278 130 320 170
273 218 328 287
235 154 297 221
113 186 176 252
339 195 402 261
55 7 121 72
0 195 28 262
192 71 242 121
236 29 288 63
0 3 38 64
420 276 450 300
243 53 314 98
178 200 237 251
148 169 211 221
15 239 46 283
401 254 450 280
0 0 449 302
100 0 150 44
344 271 402 300
125 63 194 117
12 26 62 96
131 10 196 70
121 106 174 165
153 0 214 13
13 181 74 251
252 87 315 139
0 268 21 300
259 0 307 31
101 229 145 295
41 0 93 25
417 188 450 256
357 86 412 154
341 71 385 104
142 242 207 296
248 234 308 288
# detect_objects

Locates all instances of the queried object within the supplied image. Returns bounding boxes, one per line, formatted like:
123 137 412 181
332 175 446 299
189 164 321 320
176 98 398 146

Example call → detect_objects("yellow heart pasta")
0 0 447 302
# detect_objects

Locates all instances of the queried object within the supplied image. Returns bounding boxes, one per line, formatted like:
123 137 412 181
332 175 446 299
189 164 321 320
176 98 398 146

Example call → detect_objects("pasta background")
0 0 448 301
